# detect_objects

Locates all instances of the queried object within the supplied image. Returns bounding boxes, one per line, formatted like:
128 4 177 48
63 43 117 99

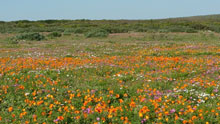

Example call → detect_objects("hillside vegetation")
1 14 220 34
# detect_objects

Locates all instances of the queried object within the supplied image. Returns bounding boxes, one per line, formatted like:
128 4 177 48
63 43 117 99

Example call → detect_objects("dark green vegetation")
47 32 62 38
12 33 45 41
1 14 220 35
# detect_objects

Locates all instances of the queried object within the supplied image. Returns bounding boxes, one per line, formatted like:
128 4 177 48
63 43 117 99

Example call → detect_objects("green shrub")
64 29 75 33
47 32 62 38
185 28 198 33
8 40 19 44
5 37 19 44
63 32 71 36
168 26 186 32
73 28 88 34
14 33 45 41
84 29 109 38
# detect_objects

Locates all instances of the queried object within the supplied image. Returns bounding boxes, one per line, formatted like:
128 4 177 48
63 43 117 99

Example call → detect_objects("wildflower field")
0 32 220 124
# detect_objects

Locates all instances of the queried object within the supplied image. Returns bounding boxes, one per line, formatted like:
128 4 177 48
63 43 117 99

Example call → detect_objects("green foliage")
13 33 45 41
47 32 62 38
5 38 19 44
84 29 109 38
168 26 186 32
185 28 198 33
63 32 71 36
73 28 88 34
1 14 220 34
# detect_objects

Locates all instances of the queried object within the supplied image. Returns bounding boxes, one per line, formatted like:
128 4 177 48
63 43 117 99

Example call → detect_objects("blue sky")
1 0 220 21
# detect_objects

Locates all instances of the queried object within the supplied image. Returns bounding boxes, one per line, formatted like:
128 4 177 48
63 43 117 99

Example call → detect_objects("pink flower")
97 117 100 121
170 109 176 114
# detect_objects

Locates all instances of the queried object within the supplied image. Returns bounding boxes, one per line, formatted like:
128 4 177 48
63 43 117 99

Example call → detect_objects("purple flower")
84 108 91 114
53 118 59 122
170 109 176 114
154 96 159 100
13 84 19 87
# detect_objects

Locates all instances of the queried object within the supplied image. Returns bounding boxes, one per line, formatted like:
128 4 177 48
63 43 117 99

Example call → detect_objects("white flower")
25 93 30 96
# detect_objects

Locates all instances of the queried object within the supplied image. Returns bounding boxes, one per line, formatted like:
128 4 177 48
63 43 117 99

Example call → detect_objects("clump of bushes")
47 32 62 38
168 26 186 32
63 32 71 36
185 28 198 33
14 32 45 41
6 38 19 44
84 29 109 38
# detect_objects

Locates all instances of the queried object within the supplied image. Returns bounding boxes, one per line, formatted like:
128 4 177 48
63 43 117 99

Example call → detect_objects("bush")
63 32 71 36
47 32 62 38
64 29 75 33
168 26 186 32
73 28 88 34
5 37 19 44
14 33 45 41
84 29 109 38
185 28 198 33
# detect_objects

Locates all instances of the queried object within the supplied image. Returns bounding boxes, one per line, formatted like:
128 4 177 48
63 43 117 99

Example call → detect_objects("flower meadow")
0 37 220 124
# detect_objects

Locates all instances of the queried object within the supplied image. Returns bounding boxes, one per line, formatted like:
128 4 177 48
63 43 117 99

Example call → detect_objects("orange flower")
211 109 215 113
48 111 52 115
183 120 187 124
116 94 120 98
49 104 54 109
191 116 197 120
75 116 80 120
33 115 37 122
109 90 113 94
8 107 13 112
175 115 179 120
124 93 128 97
121 117 124 120
37 100 44 106
139 106 150 114
41 112 46 116
19 85 25 90
58 116 64 120
119 99 124 103
0 116 2 121
129 101 136 108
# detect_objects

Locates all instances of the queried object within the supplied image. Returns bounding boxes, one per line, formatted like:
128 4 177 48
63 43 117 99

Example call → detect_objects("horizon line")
1 13 220 22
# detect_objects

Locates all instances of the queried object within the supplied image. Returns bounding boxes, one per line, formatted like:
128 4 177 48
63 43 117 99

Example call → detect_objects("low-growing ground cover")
0 32 220 123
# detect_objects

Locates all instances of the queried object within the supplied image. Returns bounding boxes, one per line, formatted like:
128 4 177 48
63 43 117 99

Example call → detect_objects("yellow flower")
145 115 149 120
139 112 143 117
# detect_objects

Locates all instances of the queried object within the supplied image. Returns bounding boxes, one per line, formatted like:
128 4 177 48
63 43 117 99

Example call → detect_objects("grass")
0 32 220 123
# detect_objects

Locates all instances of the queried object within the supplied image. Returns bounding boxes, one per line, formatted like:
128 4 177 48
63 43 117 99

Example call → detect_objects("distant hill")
163 14 220 22
0 14 220 34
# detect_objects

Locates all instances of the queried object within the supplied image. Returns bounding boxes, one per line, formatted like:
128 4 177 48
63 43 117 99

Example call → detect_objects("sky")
1 0 220 21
